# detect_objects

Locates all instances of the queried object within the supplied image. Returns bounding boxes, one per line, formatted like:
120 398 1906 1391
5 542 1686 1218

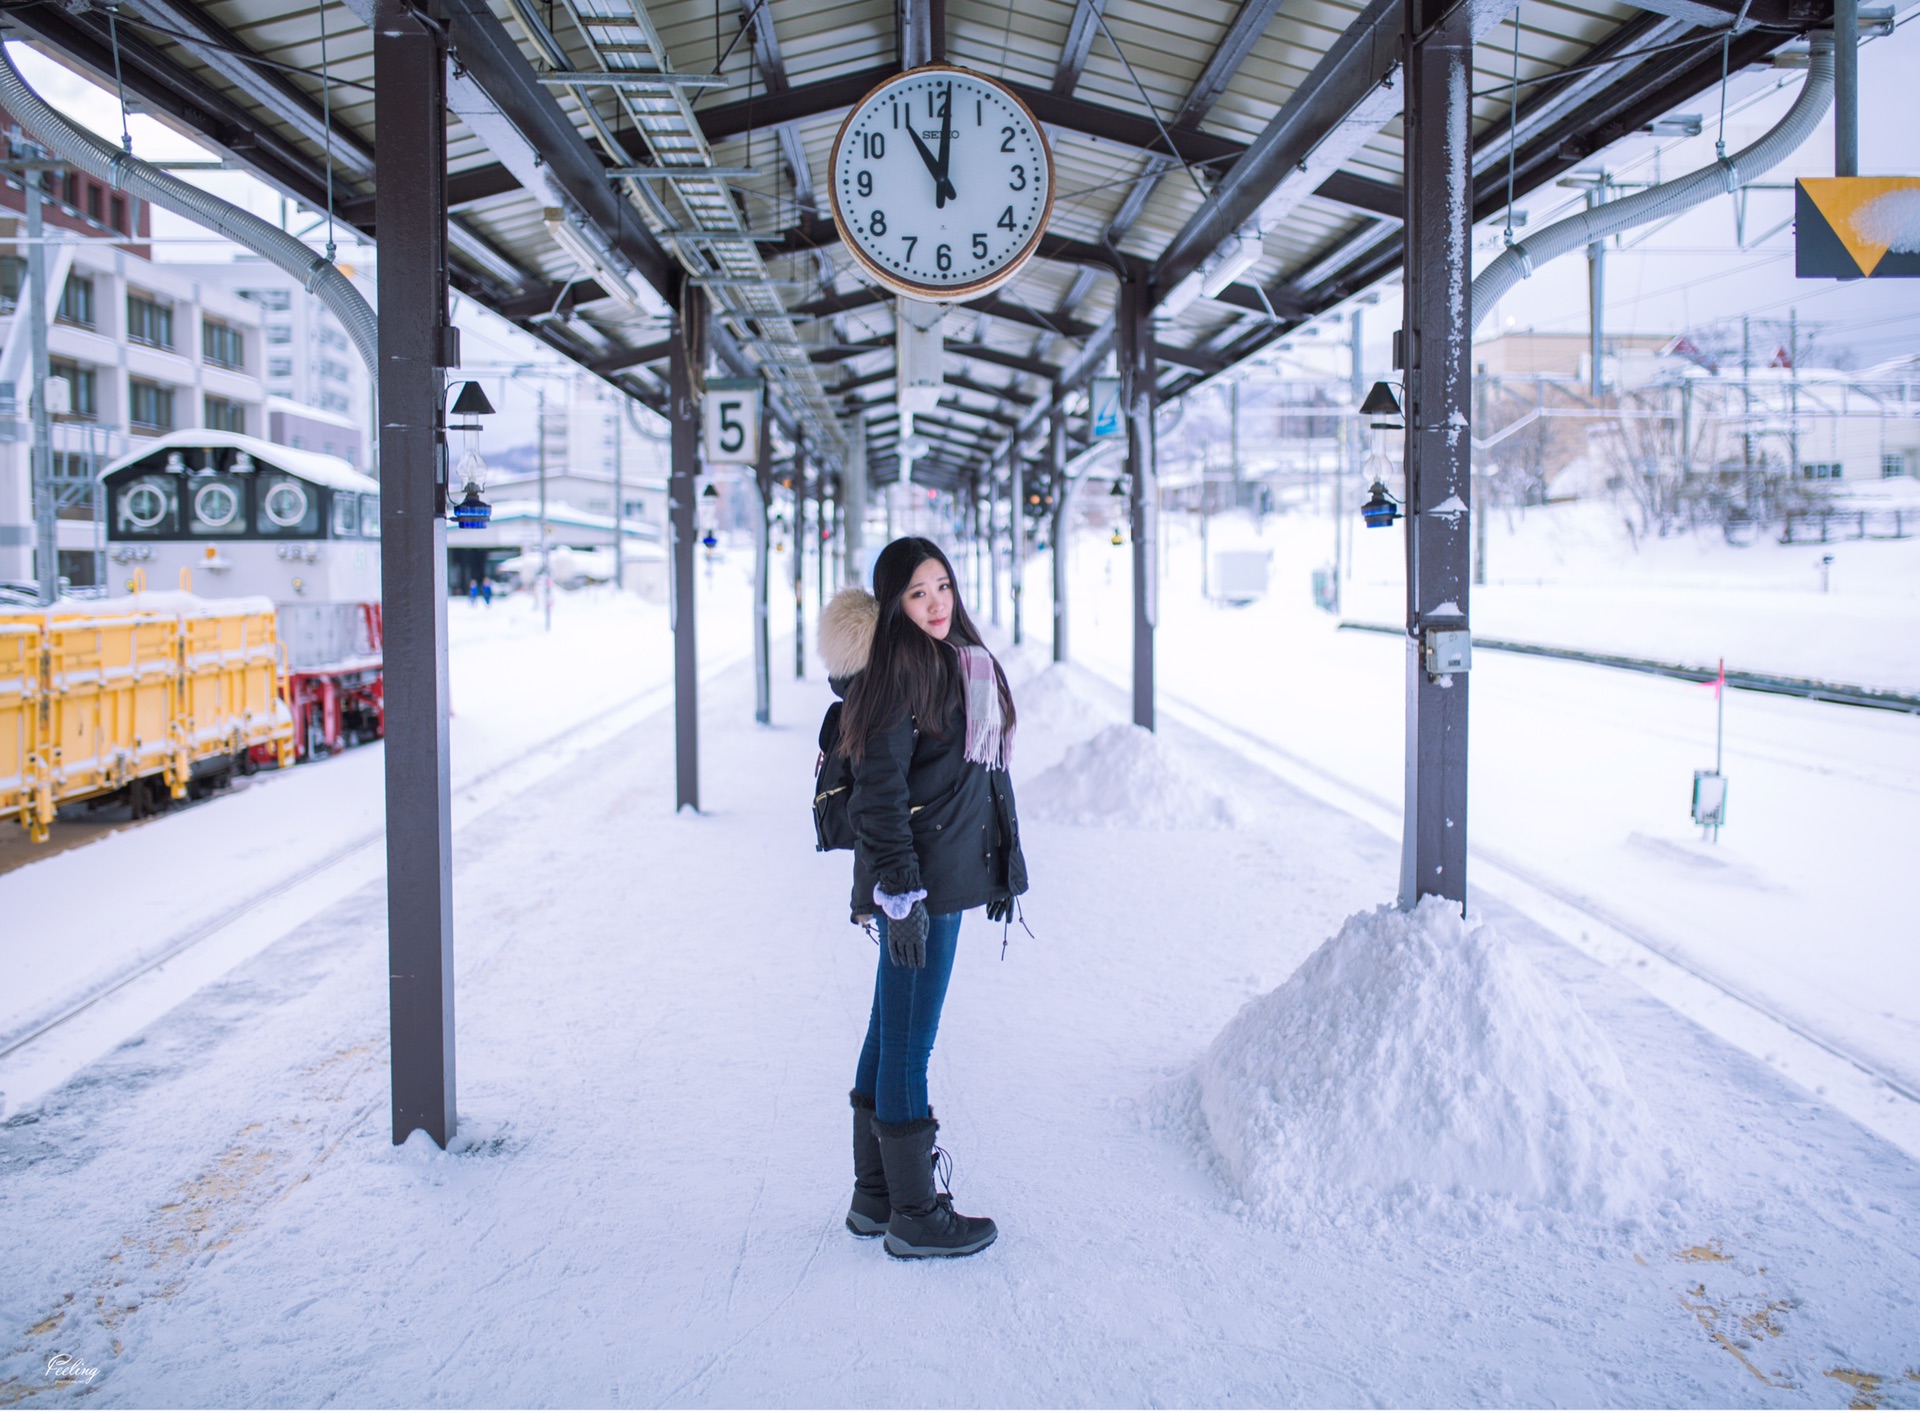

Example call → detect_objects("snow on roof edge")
100 430 379 495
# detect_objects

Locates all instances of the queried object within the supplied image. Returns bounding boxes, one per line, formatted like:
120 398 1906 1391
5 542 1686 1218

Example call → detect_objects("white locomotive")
101 429 384 760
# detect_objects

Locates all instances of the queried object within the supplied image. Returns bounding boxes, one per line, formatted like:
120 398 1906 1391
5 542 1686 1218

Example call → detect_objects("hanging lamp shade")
1360 381 1404 429
451 381 496 417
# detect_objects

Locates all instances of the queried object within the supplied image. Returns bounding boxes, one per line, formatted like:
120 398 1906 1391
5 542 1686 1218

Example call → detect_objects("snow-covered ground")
1 511 1917 1406
1048 498 1920 1111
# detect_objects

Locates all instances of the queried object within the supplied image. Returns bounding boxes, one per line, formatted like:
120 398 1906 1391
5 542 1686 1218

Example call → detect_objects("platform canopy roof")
8 0 1831 492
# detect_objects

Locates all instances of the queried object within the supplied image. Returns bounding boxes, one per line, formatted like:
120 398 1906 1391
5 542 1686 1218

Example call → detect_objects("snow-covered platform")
4 634 1918 1407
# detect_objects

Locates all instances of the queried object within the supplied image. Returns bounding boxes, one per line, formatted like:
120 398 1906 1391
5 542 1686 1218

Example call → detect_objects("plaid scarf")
954 644 1014 771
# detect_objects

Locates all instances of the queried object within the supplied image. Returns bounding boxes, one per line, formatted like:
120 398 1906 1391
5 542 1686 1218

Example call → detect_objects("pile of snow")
1014 665 1118 736
1180 897 1675 1220
1022 723 1245 829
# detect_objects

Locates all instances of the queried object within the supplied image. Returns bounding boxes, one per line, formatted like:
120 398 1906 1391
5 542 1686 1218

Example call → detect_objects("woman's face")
900 557 953 641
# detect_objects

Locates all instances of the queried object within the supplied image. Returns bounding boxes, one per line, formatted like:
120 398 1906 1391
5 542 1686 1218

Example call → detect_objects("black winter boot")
847 1091 890 1236
871 1116 998 1259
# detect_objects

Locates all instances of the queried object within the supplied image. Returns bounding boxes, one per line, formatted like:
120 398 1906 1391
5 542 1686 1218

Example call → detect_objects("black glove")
887 900 930 969
985 896 1012 924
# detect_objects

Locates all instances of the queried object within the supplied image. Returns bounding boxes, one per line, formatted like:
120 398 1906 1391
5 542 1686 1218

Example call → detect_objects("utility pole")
1789 309 1801 481
26 167 55 604
1742 315 1754 489
1587 177 1607 401
1339 306 1364 614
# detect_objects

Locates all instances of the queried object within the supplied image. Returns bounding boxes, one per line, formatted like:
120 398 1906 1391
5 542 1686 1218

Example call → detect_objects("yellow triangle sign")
1800 177 1920 277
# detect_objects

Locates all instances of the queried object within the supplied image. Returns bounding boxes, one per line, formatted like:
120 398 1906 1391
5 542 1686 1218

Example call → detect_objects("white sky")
10 12 1919 393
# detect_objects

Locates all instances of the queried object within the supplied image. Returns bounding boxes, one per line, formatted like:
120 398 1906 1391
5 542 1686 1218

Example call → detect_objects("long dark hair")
837 536 1016 763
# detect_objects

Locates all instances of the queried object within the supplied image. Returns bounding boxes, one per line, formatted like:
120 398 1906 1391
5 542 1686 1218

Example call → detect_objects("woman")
817 536 1028 1260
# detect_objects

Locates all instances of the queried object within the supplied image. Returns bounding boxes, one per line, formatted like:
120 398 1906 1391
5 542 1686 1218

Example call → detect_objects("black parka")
817 586 1029 924
830 675 1027 923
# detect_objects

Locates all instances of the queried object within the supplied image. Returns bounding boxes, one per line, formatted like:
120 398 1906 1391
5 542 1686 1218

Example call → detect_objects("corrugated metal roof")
8 0 1824 488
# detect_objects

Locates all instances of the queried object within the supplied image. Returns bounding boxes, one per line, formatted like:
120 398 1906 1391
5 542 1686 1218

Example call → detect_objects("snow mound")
1022 723 1245 829
1187 897 1673 1220
1014 665 1118 736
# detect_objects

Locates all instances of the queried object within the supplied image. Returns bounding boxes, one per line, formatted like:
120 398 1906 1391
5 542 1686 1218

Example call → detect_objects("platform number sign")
704 378 763 465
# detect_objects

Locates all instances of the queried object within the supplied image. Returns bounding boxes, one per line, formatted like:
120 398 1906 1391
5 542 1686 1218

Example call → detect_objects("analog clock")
829 65 1054 301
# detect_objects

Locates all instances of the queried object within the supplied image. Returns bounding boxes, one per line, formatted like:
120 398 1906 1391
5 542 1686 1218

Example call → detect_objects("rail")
1336 622 1920 714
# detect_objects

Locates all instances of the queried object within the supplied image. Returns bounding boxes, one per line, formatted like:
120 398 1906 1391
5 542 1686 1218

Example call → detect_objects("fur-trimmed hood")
819 587 879 679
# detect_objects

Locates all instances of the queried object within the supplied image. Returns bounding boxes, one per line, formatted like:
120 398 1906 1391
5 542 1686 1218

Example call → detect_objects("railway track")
0 652 745 1112
1062 654 1920 1155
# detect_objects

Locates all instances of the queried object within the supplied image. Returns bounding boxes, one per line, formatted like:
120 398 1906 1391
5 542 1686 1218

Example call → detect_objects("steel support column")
754 418 773 725
793 442 807 678
1009 446 1025 646
1398 0 1473 911
1834 0 1858 175
1117 279 1157 730
843 422 868 586
1050 404 1070 663
670 281 707 812
375 0 456 1148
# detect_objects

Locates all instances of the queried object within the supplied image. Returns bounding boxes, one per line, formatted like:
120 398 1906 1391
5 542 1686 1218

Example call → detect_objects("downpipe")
1469 33 1835 330
0 48 378 380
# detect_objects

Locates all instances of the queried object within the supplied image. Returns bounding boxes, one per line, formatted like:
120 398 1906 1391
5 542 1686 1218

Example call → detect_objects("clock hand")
934 84 956 207
904 124 944 195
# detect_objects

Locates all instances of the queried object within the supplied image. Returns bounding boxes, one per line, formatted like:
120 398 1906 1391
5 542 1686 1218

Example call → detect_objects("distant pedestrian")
818 535 1028 1260
467 578 480 607
481 579 493 607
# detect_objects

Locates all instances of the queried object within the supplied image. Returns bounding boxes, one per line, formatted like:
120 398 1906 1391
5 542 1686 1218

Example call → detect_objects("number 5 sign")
704 378 763 464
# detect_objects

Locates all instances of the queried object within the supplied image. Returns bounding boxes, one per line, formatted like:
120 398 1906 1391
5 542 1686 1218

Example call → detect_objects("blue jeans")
853 910 962 1124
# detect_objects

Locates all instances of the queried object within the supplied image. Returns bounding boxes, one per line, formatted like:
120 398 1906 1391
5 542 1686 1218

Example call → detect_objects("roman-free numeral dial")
830 65 1054 301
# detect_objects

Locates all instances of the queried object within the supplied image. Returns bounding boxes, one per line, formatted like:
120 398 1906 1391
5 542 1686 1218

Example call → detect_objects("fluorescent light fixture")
1200 222 1265 299
543 207 669 319
1157 270 1205 321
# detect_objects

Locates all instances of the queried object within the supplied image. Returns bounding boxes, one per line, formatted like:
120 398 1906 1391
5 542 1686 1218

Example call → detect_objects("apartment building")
170 257 374 464
0 145 276 586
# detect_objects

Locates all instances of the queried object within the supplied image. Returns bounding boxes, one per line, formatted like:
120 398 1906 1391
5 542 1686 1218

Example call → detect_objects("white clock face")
831 66 1053 300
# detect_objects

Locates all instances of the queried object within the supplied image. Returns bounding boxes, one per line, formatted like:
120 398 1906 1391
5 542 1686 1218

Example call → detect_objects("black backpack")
813 702 856 851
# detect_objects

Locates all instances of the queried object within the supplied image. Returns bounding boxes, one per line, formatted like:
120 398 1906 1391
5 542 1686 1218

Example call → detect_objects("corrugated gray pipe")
1471 33 1834 331
0 47 377 379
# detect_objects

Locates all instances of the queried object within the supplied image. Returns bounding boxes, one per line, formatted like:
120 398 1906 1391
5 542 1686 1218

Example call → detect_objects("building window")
1801 462 1843 481
57 274 95 327
320 358 350 382
204 395 246 434
0 255 20 309
202 320 245 369
268 357 293 379
1884 453 1909 480
320 391 351 414
86 186 104 223
127 294 174 349
266 325 292 345
49 360 98 419
109 194 127 233
128 379 175 432
61 172 78 205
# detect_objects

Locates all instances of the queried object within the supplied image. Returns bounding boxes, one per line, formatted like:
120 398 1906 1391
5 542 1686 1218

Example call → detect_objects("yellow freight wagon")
0 582 294 843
